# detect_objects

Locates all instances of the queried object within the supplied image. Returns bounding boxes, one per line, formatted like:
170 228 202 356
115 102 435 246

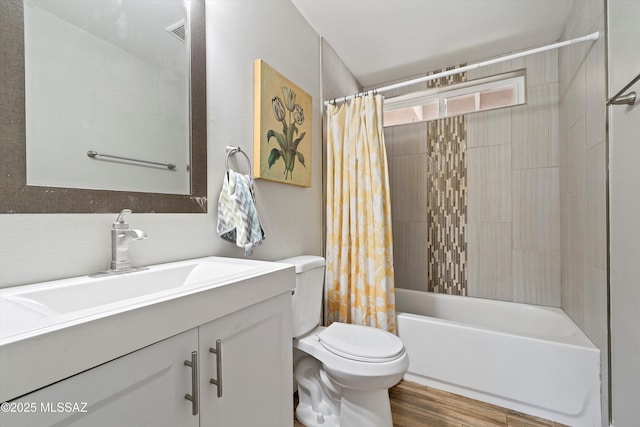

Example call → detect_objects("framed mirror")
0 0 207 213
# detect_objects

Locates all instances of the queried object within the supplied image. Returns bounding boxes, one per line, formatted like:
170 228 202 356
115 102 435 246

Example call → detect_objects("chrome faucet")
110 209 147 271
90 209 148 278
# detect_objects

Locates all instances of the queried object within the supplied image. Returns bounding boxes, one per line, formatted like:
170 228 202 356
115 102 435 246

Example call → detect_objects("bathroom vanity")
0 257 294 426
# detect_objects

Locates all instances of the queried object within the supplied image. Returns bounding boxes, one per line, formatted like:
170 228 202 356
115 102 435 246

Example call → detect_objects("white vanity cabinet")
1 292 293 427
198 292 293 427
0 257 296 426
1 328 200 427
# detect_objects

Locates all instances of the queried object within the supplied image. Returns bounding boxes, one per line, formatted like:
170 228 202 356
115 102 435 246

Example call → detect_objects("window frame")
383 69 526 127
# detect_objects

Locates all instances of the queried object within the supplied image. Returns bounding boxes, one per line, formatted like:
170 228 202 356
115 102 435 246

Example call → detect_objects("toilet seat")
295 323 409 394
317 323 405 363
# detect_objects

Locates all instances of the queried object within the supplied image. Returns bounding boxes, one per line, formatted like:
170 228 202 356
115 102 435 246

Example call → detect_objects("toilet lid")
317 323 405 363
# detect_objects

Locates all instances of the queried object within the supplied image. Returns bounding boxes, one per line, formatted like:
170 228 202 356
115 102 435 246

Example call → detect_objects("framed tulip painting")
253 59 312 187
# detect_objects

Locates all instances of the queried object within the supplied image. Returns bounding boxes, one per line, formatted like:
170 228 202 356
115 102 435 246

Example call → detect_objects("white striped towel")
217 170 265 255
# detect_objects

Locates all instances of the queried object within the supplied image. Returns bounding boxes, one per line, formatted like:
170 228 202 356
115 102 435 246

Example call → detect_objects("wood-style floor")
294 380 569 427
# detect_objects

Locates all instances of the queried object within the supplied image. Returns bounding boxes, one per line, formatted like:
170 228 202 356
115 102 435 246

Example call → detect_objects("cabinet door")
1 329 199 427
199 292 293 427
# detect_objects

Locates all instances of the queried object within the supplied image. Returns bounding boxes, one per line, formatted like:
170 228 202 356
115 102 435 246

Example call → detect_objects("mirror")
0 0 207 213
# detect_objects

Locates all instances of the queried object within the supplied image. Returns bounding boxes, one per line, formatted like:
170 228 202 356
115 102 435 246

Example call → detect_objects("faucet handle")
114 209 132 227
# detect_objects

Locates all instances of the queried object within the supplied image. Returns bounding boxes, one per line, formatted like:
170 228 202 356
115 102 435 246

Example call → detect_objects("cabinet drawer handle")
209 339 223 398
184 351 199 415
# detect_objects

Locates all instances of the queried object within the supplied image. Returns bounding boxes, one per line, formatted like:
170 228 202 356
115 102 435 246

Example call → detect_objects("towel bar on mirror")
87 150 177 170
225 146 252 175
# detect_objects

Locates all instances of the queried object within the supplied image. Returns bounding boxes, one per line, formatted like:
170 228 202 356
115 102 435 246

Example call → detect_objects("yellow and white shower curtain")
325 94 396 332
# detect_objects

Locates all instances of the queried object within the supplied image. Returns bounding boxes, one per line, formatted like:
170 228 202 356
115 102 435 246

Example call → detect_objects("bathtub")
395 288 601 426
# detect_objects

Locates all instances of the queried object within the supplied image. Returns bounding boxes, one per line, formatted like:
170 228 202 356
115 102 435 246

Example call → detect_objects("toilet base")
340 388 393 427
295 356 341 427
294 355 394 427
295 401 340 427
296 387 393 427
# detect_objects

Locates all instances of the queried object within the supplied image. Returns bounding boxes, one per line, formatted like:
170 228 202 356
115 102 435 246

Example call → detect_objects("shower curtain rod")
324 31 600 106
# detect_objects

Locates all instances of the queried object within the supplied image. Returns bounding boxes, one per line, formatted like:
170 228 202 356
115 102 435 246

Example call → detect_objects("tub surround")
380 51 561 306
558 1 608 424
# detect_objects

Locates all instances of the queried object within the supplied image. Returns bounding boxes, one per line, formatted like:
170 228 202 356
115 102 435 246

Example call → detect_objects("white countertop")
0 256 295 402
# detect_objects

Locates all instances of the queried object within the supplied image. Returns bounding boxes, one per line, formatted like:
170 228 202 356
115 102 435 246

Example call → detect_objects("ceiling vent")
166 20 186 42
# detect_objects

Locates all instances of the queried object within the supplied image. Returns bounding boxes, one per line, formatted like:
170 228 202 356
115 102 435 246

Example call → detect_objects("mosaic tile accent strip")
426 67 468 295
426 66 467 88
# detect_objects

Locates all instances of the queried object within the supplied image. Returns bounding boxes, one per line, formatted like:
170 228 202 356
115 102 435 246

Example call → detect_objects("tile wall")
386 119 432 292
378 69 472 295
378 53 562 305
425 71 468 295
558 0 608 424
426 115 467 295
466 50 561 305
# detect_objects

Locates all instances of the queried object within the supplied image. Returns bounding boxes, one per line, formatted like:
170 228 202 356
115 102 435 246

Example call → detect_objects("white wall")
0 0 323 288
321 40 361 102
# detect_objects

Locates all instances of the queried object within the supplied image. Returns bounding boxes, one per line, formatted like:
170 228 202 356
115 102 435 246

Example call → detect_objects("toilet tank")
278 256 325 338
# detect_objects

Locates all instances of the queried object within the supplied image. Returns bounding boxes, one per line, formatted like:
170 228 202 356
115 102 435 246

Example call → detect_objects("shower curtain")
325 94 396 332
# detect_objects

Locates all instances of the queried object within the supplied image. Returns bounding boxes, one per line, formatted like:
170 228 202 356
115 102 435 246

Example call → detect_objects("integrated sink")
7 261 254 315
0 255 296 405
0 257 262 343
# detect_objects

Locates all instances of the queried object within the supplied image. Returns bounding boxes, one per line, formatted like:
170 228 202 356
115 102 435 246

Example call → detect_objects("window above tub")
383 70 526 127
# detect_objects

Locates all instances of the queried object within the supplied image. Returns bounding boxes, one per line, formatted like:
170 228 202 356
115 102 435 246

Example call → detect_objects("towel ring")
225 145 252 174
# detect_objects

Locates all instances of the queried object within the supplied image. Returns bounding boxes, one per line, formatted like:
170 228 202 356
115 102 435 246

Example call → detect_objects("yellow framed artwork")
254 59 312 187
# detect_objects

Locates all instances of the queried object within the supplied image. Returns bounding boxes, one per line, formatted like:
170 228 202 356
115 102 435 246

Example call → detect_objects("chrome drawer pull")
184 351 199 415
209 339 223 397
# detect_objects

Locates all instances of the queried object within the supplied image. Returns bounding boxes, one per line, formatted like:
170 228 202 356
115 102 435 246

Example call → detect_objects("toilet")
279 255 409 427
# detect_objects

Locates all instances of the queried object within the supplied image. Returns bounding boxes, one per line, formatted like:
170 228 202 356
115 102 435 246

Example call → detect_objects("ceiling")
291 0 575 87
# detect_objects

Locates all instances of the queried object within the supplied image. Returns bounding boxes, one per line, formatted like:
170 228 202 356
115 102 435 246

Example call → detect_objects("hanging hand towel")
217 169 265 255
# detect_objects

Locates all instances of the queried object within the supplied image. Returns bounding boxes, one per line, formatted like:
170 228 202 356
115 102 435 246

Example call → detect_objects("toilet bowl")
294 323 409 427
279 255 408 427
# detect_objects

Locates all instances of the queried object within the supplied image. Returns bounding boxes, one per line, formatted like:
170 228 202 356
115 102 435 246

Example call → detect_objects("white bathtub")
395 288 601 426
